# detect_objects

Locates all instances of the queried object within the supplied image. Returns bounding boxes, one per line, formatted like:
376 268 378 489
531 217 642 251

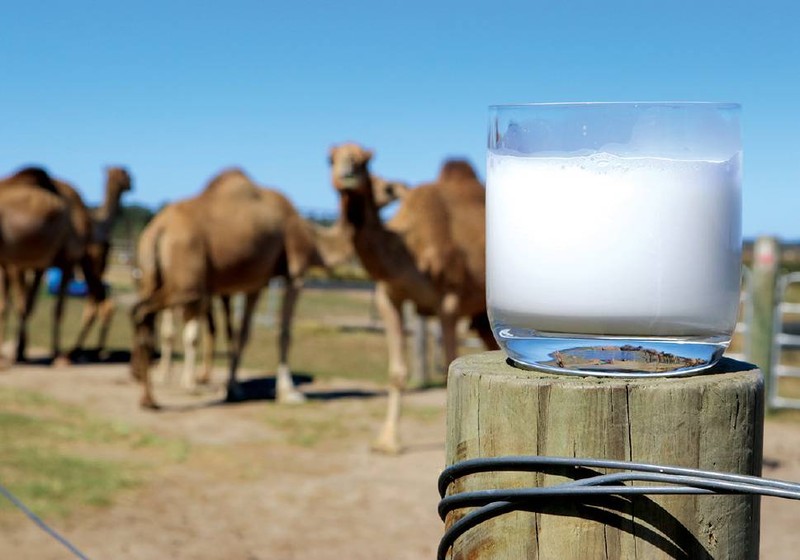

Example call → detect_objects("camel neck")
339 192 414 283
95 184 123 226
92 182 126 244
340 190 382 231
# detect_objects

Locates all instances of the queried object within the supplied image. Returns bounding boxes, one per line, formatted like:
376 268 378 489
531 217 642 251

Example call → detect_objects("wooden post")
747 236 781 408
445 352 764 559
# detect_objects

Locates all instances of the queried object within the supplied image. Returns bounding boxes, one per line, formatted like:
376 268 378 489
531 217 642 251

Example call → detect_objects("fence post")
747 236 781 408
444 352 764 559
404 301 430 388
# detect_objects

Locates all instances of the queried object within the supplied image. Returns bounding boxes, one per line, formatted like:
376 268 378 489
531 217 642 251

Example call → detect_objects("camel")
154 174 409 391
130 167 363 408
71 166 133 358
328 143 499 453
0 167 105 366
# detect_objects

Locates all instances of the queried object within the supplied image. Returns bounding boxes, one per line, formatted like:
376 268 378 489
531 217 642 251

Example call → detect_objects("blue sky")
1 0 798 238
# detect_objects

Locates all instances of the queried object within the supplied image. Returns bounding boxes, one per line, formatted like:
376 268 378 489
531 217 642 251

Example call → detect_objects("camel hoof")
53 355 72 368
69 351 91 365
180 381 198 392
370 436 403 455
0 357 12 371
277 390 307 405
140 397 161 410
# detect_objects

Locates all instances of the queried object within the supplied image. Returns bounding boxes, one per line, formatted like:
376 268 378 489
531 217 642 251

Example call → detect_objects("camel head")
106 166 133 195
328 143 373 193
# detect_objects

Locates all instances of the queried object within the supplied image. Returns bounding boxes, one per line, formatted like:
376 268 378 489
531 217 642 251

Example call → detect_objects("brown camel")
154 175 408 391
0 167 105 366
130 167 357 407
71 166 133 357
328 143 498 453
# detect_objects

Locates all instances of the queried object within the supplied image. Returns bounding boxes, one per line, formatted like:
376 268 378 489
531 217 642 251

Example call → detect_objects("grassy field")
0 386 188 521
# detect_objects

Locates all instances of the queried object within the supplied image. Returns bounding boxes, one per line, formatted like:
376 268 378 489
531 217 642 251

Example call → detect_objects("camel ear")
363 149 374 163
327 146 337 165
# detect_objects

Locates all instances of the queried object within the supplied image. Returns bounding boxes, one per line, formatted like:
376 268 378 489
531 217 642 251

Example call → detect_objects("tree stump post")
444 351 764 559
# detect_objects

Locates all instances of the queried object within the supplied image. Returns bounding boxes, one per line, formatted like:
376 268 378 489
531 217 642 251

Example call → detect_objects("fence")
768 271 800 409
737 236 800 410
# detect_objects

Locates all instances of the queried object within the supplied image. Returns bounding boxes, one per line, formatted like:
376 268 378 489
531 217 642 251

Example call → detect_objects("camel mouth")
337 175 361 190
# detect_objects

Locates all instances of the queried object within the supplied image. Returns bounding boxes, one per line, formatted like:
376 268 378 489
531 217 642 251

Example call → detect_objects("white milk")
486 151 742 338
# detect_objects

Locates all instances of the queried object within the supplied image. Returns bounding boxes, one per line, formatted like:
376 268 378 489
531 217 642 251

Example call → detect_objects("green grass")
0 387 188 520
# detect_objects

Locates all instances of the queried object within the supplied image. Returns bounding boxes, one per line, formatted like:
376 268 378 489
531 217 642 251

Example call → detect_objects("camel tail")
131 218 170 324
130 221 171 383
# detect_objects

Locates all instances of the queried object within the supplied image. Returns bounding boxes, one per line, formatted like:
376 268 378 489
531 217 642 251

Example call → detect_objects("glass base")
495 328 729 377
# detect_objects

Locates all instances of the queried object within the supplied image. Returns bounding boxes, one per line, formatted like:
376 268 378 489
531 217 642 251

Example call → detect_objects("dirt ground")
1 359 800 559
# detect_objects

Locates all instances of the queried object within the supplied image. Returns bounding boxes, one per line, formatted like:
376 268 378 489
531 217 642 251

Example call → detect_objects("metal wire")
0 481 91 560
438 455 800 560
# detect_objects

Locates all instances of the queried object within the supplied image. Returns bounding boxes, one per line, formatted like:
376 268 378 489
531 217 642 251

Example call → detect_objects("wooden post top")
450 351 761 389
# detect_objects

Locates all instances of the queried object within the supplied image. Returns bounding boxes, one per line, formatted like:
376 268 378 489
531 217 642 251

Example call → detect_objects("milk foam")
486 152 742 337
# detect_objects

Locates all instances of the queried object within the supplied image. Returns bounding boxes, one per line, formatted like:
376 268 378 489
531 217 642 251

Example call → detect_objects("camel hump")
438 159 478 182
5 166 60 194
202 168 258 198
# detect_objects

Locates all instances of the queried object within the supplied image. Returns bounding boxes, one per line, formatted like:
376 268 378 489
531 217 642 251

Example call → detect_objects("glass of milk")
487 102 741 376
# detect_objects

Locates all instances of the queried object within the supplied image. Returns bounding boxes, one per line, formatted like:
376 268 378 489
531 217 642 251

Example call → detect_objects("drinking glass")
486 102 742 376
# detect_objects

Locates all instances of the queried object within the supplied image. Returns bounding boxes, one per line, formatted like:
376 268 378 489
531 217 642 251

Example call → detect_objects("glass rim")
489 101 741 110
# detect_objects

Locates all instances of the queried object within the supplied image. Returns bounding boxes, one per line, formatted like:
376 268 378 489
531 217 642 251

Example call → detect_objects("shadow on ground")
219 373 383 404
68 348 132 364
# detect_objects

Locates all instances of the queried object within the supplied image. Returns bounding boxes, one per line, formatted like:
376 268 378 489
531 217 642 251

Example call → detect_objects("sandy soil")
1 360 799 559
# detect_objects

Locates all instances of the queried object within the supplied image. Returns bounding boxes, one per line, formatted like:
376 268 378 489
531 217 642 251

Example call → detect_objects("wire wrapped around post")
438 456 800 560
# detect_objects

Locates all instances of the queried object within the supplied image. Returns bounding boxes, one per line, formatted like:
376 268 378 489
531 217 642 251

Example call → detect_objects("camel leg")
51 266 71 367
221 295 234 344
131 303 159 409
180 314 201 391
0 268 9 368
72 297 98 357
71 253 110 360
471 311 500 350
225 290 261 403
155 308 176 384
10 270 26 363
14 269 43 363
198 300 218 385
372 282 407 454
276 278 305 404
438 292 461 368
95 297 116 358
221 294 235 359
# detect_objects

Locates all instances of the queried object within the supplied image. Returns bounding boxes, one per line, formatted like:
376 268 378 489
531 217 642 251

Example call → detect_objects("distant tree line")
110 204 156 244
